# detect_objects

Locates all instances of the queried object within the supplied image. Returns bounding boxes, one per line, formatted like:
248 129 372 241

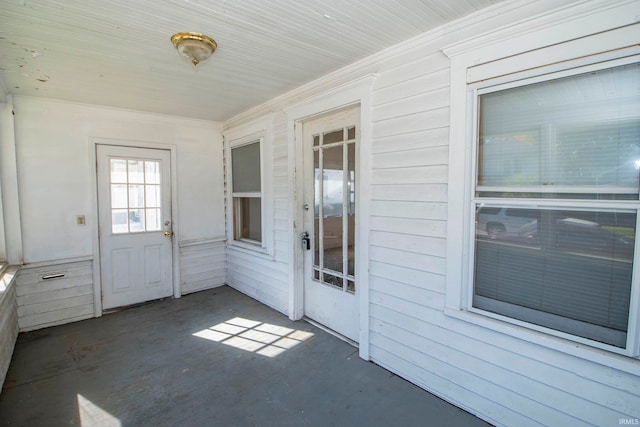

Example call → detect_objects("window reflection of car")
476 207 539 239
512 217 634 260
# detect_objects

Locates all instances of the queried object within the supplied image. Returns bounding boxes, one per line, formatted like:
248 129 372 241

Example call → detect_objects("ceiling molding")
12 95 221 127
442 0 639 58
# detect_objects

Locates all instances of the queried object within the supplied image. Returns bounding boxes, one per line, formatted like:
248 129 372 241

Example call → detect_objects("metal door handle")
164 231 173 237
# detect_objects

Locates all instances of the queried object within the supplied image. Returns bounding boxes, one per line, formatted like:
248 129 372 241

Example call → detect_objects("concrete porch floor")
0 286 490 426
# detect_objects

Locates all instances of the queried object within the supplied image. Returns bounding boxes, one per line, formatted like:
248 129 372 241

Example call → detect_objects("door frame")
89 138 180 316
285 74 376 360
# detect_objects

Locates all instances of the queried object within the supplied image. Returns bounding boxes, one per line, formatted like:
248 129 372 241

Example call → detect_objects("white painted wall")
223 1 640 425
8 96 225 326
12 96 225 263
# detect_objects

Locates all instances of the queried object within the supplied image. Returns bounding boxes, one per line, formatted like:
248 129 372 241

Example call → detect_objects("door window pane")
146 185 160 208
111 185 128 209
145 161 160 184
128 209 145 232
109 158 163 234
128 185 145 208
112 209 128 234
146 209 161 231
347 143 356 277
128 160 145 184
322 146 343 274
323 129 344 145
110 159 127 183
311 122 357 292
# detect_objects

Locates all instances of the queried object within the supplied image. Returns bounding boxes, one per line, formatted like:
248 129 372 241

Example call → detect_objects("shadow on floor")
0 286 491 426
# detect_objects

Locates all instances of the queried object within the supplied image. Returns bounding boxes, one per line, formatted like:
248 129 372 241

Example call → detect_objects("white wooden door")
97 145 173 310
302 107 359 342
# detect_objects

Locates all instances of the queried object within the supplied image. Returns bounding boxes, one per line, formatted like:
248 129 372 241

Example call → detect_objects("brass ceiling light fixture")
171 32 217 67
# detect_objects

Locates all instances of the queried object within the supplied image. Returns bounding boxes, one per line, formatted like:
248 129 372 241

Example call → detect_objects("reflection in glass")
128 209 145 232
110 158 163 234
128 160 144 184
347 280 355 293
347 143 356 277
128 185 145 208
323 146 344 274
145 161 160 184
314 150 320 268
310 123 357 292
323 273 343 289
112 209 128 234
474 206 635 347
110 159 127 183
111 185 127 209
146 208 161 231
323 129 343 145
146 185 160 208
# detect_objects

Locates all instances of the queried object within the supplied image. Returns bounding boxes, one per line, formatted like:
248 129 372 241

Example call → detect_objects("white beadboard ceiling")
0 0 504 121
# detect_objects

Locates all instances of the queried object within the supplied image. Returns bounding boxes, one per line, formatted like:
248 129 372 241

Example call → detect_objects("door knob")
164 231 173 237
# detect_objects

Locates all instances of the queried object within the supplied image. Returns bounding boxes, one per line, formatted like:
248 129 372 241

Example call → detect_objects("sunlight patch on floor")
193 317 314 357
77 394 121 427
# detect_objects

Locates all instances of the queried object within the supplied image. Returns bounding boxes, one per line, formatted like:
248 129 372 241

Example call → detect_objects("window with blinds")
472 61 640 348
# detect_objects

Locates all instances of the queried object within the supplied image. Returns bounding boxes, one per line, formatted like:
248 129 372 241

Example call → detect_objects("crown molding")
442 0 639 59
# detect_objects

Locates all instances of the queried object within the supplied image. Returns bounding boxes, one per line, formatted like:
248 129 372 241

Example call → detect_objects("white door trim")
284 74 376 360
89 138 180 316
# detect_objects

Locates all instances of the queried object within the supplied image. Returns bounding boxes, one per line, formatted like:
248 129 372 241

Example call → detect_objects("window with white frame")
469 57 640 352
231 140 262 244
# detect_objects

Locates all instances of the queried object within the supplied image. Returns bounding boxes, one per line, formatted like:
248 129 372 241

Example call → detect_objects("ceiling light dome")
171 32 217 67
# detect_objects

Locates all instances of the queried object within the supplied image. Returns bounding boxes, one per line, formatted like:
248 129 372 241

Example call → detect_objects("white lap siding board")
223 1 640 425
225 112 290 314
179 239 226 295
0 266 19 389
16 260 94 331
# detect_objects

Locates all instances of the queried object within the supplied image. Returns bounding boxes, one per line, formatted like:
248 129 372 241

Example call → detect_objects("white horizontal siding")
225 111 291 313
369 296 638 425
179 240 226 295
16 260 93 331
0 266 19 389
227 248 288 313
222 2 640 425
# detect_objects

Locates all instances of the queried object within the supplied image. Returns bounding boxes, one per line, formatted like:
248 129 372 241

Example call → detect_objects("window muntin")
472 60 640 350
110 158 161 234
231 141 262 244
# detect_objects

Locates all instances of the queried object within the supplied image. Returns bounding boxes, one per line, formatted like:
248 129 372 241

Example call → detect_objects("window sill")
227 241 274 261
444 305 640 375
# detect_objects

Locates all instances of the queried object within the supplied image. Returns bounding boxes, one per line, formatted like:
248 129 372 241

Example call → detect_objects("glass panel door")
312 125 357 293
